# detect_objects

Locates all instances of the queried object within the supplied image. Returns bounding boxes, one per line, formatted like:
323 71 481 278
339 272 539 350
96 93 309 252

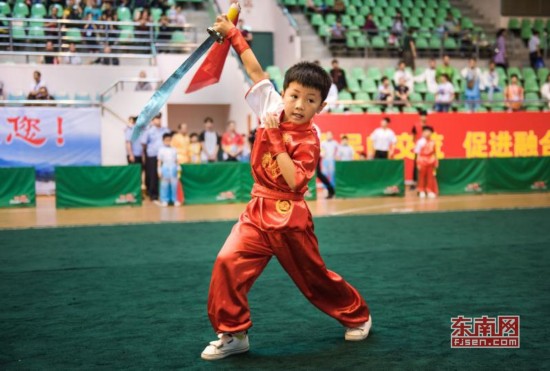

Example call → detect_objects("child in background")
336 135 355 161
157 133 180 207
415 126 438 199
189 133 202 164
320 131 338 186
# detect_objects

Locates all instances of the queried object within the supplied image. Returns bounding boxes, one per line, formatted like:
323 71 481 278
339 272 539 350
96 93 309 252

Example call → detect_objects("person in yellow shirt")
189 133 203 164
171 122 191 164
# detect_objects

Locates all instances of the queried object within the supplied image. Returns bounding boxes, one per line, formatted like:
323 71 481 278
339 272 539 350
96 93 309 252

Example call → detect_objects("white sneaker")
174 201 182 207
419 191 426 198
427 192 437 199
345 316 372 341
201 332 249 361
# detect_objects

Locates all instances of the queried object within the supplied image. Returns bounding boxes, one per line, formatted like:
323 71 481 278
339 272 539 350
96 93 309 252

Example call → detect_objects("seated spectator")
394 77 411 108
41 41 59 65
443 11 460 37
331 19 346 43
135 8 151 22
460 57 482 86
481 61 501 100
157 15 174 41
414 58 438 94
101 1 115 18
436 55 455 82
528 30 543 69
363 14 378 35
83 14 99 50
332 0 345 14
305 0 322 13
168 5 185 26
434 74 455 112
135 70 152 91
91 44 120 65
463 80 481 112
541 74 550 110
238 19 253 46
377 76 394 108
28 70 47 99
63 43 82 65
83 0 102 21
391 12 404 36
336 135 355 161
98 14 118 42
504 74 524 112
28 86 54 100
135 18 149 40
330 59 348 91
221 121 244 161
63 0 83 25
393 61 414 92
44 6 60 37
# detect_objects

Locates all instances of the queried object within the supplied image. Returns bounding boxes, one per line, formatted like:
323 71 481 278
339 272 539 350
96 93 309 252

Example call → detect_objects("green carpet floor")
1 208 549 370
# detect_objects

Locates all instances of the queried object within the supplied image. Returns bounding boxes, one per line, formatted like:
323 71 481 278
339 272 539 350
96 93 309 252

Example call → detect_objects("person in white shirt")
199 117 221 162
322 82 340 112
393 61 414 93
434 74 455 112
28 70 47 99
481 61 501 100
336 135 355 161
541 74 550 109
414 58 438 94
320 131 338 186
157 133 181 207
63 43 82 65
460 57 482 86
370 117 397 159
528 30 541 69
377 76 394 108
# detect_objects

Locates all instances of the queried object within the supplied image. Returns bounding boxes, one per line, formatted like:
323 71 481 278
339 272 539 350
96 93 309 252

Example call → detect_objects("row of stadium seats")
7 91 104 101
508 18 550 41
285 0 452 9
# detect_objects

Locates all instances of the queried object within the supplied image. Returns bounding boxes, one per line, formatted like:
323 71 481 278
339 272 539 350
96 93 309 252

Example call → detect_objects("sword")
131 3 240 142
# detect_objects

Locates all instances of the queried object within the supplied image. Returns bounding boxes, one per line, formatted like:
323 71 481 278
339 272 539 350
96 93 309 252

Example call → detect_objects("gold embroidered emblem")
276 200 292 215
261 152 281 179
282 133 292 143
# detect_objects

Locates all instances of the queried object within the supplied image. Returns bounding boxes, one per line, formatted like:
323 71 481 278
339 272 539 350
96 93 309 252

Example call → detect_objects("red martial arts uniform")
207 80 370 333
415 137 438 194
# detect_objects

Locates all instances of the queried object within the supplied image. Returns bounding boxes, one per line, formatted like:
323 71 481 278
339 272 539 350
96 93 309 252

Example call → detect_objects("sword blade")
131 36 216 141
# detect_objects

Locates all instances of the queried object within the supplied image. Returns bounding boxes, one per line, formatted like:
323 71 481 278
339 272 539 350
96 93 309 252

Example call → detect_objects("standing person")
415 125 438 199
394 77 411 109
436 55 455 82
221 121 244 161
411 111 428 188
434 74 455 112
463 80 481 112
200 15 371 361
369 117 396 159
199 117 221 162
141 113 169 201
329 59 348 91
460 57 482 86
171 122 190 164
393 61 414 92
314 124 336 198
157 133 181 207
541 74 550 110
528 30 542 69
494 29 508 70
481 61 501 101
320 131 338 186
336 135 355 161
188 133 203 164
125 116 146 189
504 74 524 112
402 28 417 71
41 41 60 65
238 19 253 46
414 58 438 94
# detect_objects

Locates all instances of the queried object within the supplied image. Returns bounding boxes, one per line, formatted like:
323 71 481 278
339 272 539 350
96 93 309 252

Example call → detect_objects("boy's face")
422 129 432 139
341 138 348 145
163 137 171 146
190 136 198 143
282 82 326 124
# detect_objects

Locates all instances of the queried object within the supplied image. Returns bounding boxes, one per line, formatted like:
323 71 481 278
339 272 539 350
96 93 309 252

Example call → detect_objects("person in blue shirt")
463 79 481 112
141 113 170 201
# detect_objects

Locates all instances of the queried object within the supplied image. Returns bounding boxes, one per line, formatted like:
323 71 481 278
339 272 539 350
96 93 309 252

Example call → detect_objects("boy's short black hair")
162 133 172 140
204 117 214 123
154 113 162 119
283 61 332 102
341 135 349 140
422 125 434 133
382 117 391 124
190 132 198 138
510 73 518 79
381 76 389 82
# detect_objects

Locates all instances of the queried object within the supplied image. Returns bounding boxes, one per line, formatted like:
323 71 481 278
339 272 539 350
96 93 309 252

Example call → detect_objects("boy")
157 133 181 207
201 13 371 361
434 74 454 113
188 133 202 164
377 76 394 108
336 135 355 161
415 126 438 199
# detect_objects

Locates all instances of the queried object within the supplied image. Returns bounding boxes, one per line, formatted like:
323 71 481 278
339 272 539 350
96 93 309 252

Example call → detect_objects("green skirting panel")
335 160 405 198
485 157 550 193
181 163 317 205
438 159 487 195
56 165 142 208
0 167 36 208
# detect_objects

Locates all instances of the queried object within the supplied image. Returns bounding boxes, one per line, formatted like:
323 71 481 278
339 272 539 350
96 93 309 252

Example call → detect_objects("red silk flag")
185 8 240 94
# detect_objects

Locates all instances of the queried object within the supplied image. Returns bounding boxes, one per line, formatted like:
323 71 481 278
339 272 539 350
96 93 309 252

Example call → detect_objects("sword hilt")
208 2 241 44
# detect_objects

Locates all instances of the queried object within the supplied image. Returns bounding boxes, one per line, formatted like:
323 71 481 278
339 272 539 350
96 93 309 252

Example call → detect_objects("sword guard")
207 27 225 44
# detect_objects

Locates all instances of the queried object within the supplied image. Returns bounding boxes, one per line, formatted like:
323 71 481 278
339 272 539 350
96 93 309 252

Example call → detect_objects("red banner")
314 112 550 180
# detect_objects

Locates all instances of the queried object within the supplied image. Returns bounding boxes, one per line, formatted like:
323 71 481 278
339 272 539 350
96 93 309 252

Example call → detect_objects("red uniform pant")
207 221 370 333
417 164 438 194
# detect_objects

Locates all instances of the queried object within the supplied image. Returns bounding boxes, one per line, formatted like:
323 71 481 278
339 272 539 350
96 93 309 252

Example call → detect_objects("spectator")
91 44 119 65
460 57 482 86
402 28 417 71
98 14 118 42
336 135 354 161
331 19 346 44
541 75 550 110
41 41 59 65
436 55 455 82
63 43 82 65
29 86 54 100
369 117 396 159
135 18 150 40
171 122 191 164
141 113 169 201
434 74 455 112
168 5 186 26
305 0 322 14
0 80 4 100
393 61 414 92
377 76 394 108
481 61 501 101
63 0 83 24
135 70 152 91
125 116 146 190
189 133 202 164
157 133 181 207
330 59 348 91
332 0 345 15
221 121 244 161
83 0 101 21
238 19 253 46
83 13 99 50
415 125 438 199
44 6 60 37
323 79 340 112
390 12 404 36
135 8 151 22
463 80 481 112
411 111 428 187
199 117 221 162
363 14 378 35
414 58 438 94
528 30 542 69
28 71 47 99
494 29 508 70
101 1 115 18
443 11 460 37
157 15 173 41
504 74 524 112
394 77 411 108
320 131 338 186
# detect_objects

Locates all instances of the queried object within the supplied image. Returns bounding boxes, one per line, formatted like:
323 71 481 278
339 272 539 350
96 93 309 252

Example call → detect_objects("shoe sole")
201 346 250 361
345 333 370 341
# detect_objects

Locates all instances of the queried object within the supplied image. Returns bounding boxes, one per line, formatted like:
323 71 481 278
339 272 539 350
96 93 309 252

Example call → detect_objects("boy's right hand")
213 14 236 37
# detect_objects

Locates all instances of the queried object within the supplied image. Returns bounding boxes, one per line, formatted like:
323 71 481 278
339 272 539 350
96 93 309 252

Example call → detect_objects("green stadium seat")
117 7 132 21
65 28 82 42
354 15 365 27
383 67 395 78
402 0 413 8
347 78 361 93
0 2 10 15
415 0 426 8
538 68 549 84
525 92 543 108
351 0 363 7
421 18 435 29
520 19 531 28
450 8 461 19
416 37 429 50
414 82 427 94
352 67 366 81
461 17 474 30
318 25 331 38
119 29 134 43
524 79 539 93
341 15 353 27
389 0 400 7
424 8 436 19
508 18 520 31
367 106 382 114
444 37 458 50
31 3 46 17
408 17 421 29
325 0 335 7
29 15 45 27
507 67 522 80
171 31 185 43
520 25 532 40
283 0 297 5
359 6 371 16
385 107 400 114
310 14 324 27
12 26 26 40
349 106 364 113
338 91 353 101
367 67 382 81
372 7 384 18
346 6 358 16
361 78 378 94
370 35 386 49
522 67 536 79
526 106 540 112
411 7 423 18
402 106 418 113
8 92 26 100
378 0 389 7
326 13 337 26
13 2 29 17
346 34 357 48
429 36 442 49
266 65 282 79
54 92 70 100
355 34 368 48
151 8 163 22
440 0 451 9
354 92 371 109
385 7 397 18
29 26 45 39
